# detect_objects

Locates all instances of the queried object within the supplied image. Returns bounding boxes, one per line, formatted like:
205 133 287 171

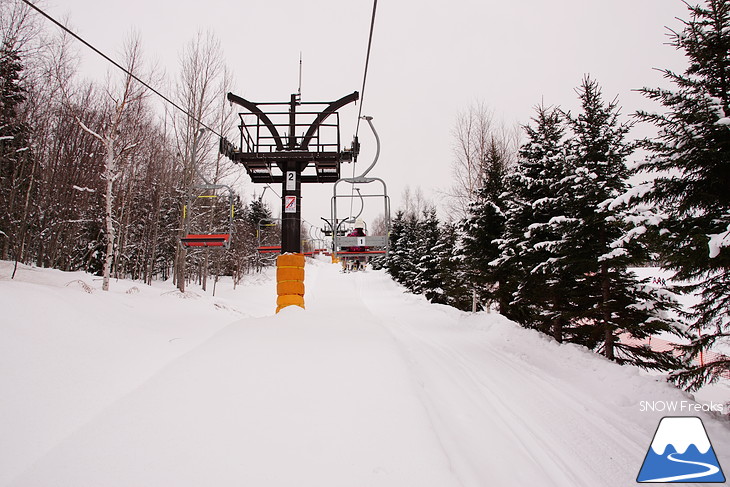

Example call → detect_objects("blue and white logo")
637 416 726 483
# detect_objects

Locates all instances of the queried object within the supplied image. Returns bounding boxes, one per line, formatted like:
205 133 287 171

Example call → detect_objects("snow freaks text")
639 401 727 414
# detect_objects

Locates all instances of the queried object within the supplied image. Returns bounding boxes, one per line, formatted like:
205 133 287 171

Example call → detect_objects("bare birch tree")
172 30 225 293
446 102 520 220
75 34 148 291
400 185 429 219
0 0 42 59
200 64 239 292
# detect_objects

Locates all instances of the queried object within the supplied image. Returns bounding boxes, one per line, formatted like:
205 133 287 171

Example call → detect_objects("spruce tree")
245 197 273 229
434 221 472 310
497 105 574 338
384 211 409 285
635 0 730 388
0 40 31 260
398 212 421 292
0 41 27 158
562 76 681 369
413 208 443 301
461 137 512 312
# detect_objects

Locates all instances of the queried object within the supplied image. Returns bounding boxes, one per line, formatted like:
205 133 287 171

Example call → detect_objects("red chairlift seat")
181 183 235 249
257 245 281 254
181 233 231 248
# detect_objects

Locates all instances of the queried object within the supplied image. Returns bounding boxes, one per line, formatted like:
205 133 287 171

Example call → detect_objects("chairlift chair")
330 115 391 266
255 217 281 255
181 184 235 249
331 213 390 261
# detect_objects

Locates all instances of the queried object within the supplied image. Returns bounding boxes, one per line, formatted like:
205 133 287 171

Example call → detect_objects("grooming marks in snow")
356 273 636 486
1 259 728 486
10 314 460 486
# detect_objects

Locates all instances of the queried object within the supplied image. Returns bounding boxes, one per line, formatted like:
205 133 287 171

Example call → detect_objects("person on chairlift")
343 219 367 271
347 220 367 252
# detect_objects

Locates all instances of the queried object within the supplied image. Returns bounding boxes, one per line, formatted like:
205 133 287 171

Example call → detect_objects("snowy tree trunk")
146 193 162 286
552 317 563 344
202 249 209 292
601 263 614 360
12 154 37 278
102 136 116 292
176 244 187 293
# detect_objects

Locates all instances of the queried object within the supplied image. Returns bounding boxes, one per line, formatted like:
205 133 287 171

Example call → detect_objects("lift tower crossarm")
227 93 285 151
300 91 359 150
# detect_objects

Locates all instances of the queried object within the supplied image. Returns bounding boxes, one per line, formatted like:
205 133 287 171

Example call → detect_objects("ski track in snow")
2 259 728 486
352 271 642 486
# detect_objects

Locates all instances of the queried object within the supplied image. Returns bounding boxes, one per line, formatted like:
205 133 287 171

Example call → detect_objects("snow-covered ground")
1 258 728 486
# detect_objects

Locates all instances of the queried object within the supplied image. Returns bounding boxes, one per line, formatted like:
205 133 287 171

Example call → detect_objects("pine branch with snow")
634 0 730 388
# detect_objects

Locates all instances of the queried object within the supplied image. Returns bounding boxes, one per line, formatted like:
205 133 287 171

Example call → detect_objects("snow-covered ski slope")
1 258 728 486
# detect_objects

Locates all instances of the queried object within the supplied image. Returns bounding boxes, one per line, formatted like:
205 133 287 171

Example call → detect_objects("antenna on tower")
297 52 303 103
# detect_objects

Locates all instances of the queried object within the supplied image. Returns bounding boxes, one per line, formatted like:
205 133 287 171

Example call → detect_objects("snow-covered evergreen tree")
561 76 681 368
635 0 730 388
398 212 422 293
497 104 574 338
494 82 681 370
413 208 443 301
461 137 511 312
433 221 472 309
384 211 409 286
0 40 31 261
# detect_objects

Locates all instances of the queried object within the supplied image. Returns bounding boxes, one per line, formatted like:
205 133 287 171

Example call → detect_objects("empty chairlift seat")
181 185 235 250
180 233 231 248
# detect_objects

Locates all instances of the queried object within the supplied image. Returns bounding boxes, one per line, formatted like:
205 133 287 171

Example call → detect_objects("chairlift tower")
220 91 359 254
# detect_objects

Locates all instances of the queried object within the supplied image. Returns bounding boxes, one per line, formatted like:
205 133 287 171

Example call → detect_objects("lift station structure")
220 91 360 254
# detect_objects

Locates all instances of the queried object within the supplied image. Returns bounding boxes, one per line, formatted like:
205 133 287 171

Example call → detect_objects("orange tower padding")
276 253 305 313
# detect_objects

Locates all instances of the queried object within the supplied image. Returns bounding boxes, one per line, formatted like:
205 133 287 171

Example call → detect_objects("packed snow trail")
8 263 461 487
322 267 644 486
3 258 729 486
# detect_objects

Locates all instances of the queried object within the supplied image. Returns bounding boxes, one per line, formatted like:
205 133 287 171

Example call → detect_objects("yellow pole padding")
276 253 305 313
277 280 305 295
277 266 304 281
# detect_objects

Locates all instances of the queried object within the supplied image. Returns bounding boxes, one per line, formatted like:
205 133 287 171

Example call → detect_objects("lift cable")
19 0 223 139
265 183 281 199
348 138 357 220
349 0 378 220
355 0 378 138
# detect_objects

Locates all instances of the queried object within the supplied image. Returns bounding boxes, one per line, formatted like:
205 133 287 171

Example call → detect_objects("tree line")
381 0 729 390
0 2 276 292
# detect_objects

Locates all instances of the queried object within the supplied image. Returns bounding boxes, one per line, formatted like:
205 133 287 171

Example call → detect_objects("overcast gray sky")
48 0 690 229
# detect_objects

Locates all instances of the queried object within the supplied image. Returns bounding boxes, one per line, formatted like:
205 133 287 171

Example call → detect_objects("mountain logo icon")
637 416 726 483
